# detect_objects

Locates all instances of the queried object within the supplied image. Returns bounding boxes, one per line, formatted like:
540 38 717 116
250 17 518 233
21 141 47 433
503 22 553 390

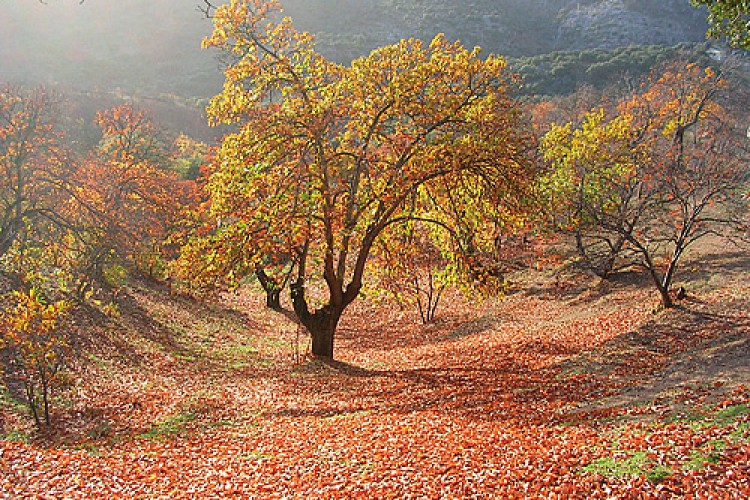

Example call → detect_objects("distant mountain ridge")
284 0 709 62
0 0 710 97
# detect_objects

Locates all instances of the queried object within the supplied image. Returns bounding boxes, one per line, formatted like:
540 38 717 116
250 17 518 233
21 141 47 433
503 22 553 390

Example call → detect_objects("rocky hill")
553 0 709 53
284 0 709 62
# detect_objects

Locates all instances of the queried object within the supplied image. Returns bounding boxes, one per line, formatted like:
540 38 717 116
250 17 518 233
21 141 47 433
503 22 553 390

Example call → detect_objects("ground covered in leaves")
2 249 749 498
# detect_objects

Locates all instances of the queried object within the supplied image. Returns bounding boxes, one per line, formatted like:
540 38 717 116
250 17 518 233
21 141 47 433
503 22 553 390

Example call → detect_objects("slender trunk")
576 231 625 278
266 288 281 310
658 263 677 309
643 255 674 309
25 377 40 428
0 218 23 259
575 231 586 262
41 372 51 426
414 275 427 324
658 285 674 309
604 235 626 277
429 284 445 323
255 266 283 311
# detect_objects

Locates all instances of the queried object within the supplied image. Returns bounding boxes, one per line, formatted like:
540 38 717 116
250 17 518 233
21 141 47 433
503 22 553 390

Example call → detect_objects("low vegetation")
510 42 717 97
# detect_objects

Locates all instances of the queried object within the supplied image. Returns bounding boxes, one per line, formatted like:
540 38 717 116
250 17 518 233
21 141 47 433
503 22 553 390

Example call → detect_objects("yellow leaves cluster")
540 107 641 220
0 288 69 354
0 287 71 426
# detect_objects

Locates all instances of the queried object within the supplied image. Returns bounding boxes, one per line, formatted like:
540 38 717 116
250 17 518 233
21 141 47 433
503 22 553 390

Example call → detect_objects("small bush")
0 288 71 428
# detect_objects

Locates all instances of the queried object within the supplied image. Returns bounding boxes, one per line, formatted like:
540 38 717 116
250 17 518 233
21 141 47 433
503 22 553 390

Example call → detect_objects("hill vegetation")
510 42 718 97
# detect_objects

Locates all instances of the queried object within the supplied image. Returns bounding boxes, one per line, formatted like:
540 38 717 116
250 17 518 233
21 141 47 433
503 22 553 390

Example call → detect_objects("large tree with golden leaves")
188 0 533 358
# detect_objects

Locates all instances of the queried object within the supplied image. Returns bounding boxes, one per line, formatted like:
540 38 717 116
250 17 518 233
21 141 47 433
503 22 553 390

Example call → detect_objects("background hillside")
0 0 711 98
286 0 709 62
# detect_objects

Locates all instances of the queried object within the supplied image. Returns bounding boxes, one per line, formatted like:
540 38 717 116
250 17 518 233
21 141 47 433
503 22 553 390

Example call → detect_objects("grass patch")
665 410 706 425
713 404 750 424
2 428 32 443
0 386 28 414
223 344 258 357
74 442 103 456
583 451 671 483
730 421 750 440
215 343 258 362
86 352 112 370
666 403 750 431
237 451 275 461
138 412 195 440
684 449 721 470
174 352 200 363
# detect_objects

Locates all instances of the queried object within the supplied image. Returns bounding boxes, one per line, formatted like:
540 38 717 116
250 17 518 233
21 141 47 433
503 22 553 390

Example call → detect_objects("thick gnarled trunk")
290 280 344 359
308 313 339 358
265 288 281 310
287 227 373 359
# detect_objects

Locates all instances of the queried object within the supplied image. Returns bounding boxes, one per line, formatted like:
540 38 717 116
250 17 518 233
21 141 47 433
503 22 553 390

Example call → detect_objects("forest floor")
1 243 749 498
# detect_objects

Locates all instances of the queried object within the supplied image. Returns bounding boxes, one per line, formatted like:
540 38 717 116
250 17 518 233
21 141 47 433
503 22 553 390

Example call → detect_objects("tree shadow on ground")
517 265 650 305
267 338 587 424
22 280 272 445
113 281 265 369
269 282 749 426
269 242 750 426
679 250 750 287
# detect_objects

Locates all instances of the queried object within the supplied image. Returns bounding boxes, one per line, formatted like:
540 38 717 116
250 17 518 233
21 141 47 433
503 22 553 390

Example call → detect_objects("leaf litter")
2 255 749 498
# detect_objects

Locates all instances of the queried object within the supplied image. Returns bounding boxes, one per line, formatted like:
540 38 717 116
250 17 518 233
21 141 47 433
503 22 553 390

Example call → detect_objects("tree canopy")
178 0 533 358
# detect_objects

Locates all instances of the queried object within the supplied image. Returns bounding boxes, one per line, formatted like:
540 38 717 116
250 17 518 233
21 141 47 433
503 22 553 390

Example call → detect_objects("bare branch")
198 0 217 18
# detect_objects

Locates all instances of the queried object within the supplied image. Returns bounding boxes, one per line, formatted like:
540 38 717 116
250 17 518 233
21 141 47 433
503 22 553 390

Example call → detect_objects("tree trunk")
0 218 23 259
576 231 627 279
658 285 674 309
291 279 345 359
288 235 367 360
298 304 343 359
266 288 281 310
648 263 674 309
310 319 336 358
255 266 283 311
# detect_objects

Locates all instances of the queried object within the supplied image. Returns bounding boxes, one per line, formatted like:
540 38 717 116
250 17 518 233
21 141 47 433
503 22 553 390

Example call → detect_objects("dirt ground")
552 246 750 416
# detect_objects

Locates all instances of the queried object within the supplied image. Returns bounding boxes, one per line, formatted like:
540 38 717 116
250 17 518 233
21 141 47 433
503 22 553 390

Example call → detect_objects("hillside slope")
2 238 749 497
286 0 709 62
